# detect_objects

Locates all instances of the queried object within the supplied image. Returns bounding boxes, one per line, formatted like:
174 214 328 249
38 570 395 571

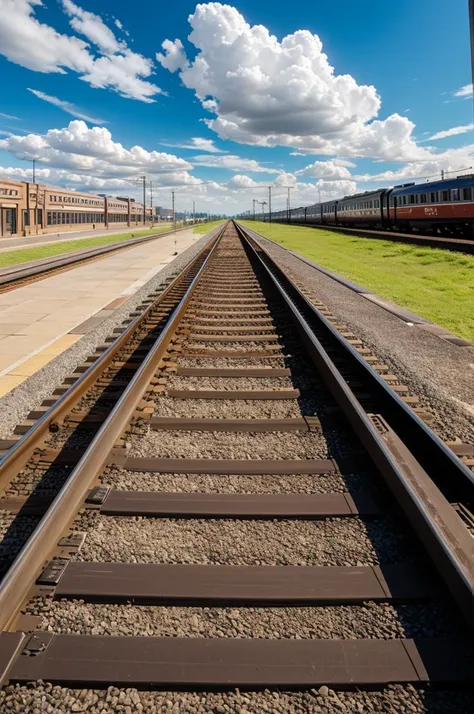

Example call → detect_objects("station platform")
0 228 199 396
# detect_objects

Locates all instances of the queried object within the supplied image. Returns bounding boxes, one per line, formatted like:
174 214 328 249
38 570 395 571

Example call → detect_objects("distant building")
0 177 152 238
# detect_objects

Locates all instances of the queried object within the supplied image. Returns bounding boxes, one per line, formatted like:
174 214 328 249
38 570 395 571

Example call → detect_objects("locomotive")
272 175 474 239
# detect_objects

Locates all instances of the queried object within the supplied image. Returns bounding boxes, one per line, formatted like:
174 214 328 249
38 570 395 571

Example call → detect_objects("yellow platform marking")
0 375 26 397
0 334 81 396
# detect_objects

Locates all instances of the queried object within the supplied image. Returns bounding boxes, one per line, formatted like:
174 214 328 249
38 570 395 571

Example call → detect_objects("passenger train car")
270 175 474 239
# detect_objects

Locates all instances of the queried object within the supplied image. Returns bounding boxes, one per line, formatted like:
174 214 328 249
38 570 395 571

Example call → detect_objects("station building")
0 178 153 238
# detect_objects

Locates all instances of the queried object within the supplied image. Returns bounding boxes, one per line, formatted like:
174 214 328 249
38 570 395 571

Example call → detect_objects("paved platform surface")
0 224 173 253
0 228 199 396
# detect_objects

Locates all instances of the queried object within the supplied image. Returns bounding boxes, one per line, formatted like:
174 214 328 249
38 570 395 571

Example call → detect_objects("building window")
37 209 43 224
23 210 30 227
47 211 52 226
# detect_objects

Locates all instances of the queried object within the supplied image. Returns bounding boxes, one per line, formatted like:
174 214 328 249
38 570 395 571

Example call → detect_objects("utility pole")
268 186 272 223
253 199 256 220
287 186 293 223
259 200 267 222
441 170 445 180
139 175 146 226
192 200 195 225
149 181 154 224
171 190 176 232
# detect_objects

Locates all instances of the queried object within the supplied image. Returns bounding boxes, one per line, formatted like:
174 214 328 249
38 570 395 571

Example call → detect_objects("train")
267 175 474 239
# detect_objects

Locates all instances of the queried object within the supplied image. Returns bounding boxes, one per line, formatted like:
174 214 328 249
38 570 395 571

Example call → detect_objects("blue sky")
0 0 472 214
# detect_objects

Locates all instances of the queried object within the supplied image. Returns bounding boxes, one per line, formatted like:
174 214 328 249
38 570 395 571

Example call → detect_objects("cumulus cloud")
227 174 260 188
0 0 163 102
454 83 473 98
156 39 189 72
354 144 474 184
314 179 357 201
160 137 226 153
27 89 107 124
0 120 196 182
191 154 280 173
296 160 352 179
157 3 430 161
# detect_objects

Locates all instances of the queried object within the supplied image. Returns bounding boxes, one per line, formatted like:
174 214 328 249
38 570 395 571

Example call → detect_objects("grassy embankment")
241 221 474 342
0 224 177 268
193 220 225 234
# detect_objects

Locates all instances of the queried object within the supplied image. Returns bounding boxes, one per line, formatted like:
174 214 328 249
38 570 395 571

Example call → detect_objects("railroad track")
0 220 472 709
0 224 191 294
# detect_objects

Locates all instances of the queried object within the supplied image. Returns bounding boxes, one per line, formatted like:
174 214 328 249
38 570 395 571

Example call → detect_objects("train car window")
430 192 436 202
451 189 460 201
409 195 415 204
462 187 472 200
441 190 449 201
420 194 427 203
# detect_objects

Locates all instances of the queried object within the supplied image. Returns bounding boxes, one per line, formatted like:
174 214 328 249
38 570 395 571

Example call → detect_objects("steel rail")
0 223 227 632
236 221 474 626
238 222 474 500
0 223 216 290
0 224 222 493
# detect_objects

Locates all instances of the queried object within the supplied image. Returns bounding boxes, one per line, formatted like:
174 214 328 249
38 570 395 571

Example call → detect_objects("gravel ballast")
74 514 412 567
103 468 368 495
1 683 471 713
28 599 459 640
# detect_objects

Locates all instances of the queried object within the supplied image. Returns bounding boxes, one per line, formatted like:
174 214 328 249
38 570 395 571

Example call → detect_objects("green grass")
193 220 225 234
0 224 175 268
241 221 474 342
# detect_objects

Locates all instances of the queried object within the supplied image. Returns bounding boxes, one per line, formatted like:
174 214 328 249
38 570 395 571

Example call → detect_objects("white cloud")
156 39 189 72
0 112 21 121
0 0 163 102
354 144 474 184
160 137 226 153
191 154 280 173
157 3 430 161
115 19 123 30
0 120 196 183
314 179 357 201
427 124 474 141
454 83 473 98
62 0 123 54
0 165 51 180
227 174 260 188
27 89 107 124
296 160 352 179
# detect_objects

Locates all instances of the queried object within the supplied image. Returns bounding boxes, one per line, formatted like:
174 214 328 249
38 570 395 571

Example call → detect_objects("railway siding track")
0 221 472 701
0 224 193 294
